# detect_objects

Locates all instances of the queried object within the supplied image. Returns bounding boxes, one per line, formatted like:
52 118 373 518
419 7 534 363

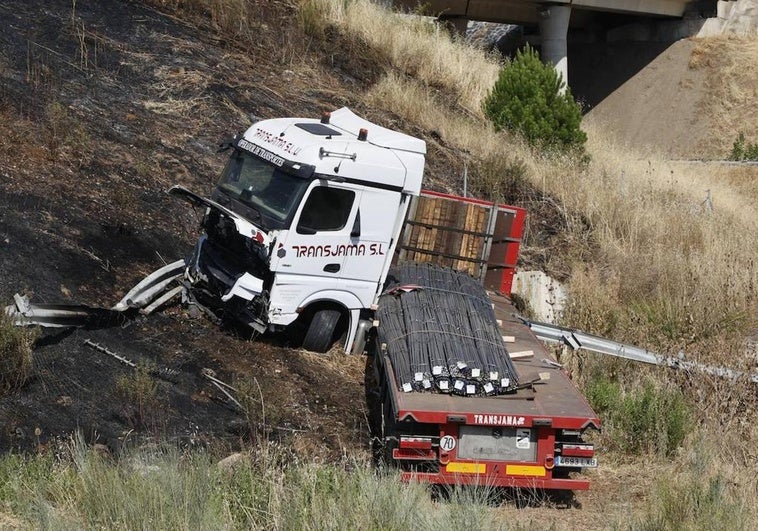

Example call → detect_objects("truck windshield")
216 150 310 229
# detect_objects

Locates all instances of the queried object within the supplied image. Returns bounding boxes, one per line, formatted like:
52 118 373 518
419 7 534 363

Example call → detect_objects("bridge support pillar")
538 4 571 87
439 15 469 38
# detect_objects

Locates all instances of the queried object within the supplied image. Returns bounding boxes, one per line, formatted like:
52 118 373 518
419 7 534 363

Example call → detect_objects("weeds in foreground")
1 434 755 529
630 440 753 531
0 437 510 530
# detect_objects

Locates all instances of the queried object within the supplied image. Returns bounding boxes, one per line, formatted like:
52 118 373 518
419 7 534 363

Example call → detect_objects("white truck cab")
171 108 426 352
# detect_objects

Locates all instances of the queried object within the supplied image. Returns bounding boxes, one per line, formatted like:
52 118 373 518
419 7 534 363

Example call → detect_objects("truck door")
339 186 401 287
272 181 360 282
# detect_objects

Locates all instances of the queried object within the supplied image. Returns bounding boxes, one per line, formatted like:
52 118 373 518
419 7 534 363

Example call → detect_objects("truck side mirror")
351 210 361 238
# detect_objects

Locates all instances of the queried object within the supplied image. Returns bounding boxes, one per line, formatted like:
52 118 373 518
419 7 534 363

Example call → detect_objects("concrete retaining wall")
698 0 758 36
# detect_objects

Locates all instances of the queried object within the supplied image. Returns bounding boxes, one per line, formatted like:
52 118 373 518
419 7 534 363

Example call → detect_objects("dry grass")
326 5 758 362
298 0 501 114
690 35 758 154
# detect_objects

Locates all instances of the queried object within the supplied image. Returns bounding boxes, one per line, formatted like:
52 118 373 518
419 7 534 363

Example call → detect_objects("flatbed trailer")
369 290 600 490
368 192 600 491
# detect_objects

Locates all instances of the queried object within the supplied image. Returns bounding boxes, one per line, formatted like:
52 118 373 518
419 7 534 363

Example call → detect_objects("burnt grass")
0 0 573 457
0 0 370 457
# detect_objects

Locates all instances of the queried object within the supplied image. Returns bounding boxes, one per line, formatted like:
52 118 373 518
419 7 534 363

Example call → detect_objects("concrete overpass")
394 0 700 86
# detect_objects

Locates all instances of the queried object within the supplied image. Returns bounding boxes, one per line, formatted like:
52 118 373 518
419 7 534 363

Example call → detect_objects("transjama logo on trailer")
472 414 526 426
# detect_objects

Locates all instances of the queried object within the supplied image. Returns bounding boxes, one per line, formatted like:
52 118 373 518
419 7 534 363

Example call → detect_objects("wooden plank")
509 350 534 359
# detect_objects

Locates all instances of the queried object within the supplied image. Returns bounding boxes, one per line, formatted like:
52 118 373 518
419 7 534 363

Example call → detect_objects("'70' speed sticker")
439 435 456 452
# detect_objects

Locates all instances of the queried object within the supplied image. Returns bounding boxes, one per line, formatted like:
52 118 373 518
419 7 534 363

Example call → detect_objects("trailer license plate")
555 456 597 468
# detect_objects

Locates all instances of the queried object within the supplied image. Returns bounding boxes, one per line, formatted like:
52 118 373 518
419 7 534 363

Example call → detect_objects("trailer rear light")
559 443 595 458
399 436 433 450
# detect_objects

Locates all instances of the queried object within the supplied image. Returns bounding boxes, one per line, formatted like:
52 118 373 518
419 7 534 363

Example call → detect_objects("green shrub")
586 377 691 457
0 313 36 394
483 45 586 152
729 133 758 161
114 365 160 429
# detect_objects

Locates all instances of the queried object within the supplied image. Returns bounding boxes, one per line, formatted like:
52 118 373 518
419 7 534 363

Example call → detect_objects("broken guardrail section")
520 316 758 385
4 259 186 328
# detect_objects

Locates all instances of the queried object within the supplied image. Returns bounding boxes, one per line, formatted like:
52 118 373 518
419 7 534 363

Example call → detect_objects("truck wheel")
302 309 340 353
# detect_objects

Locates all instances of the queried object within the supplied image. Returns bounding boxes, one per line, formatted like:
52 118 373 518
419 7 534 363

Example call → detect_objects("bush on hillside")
0 313 36 394
729 133 758 161
586 377 691 457
483 46 586 152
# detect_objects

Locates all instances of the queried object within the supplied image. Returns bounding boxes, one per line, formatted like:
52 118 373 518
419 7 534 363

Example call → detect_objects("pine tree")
483 46 586 151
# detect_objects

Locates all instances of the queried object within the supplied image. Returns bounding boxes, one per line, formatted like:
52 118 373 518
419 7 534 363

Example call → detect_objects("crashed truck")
8 108 603 490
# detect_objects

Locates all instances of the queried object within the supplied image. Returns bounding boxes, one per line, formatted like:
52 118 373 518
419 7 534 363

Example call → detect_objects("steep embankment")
585 34 758 158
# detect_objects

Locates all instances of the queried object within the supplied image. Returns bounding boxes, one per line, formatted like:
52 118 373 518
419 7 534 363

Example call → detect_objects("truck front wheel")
302 309 341 353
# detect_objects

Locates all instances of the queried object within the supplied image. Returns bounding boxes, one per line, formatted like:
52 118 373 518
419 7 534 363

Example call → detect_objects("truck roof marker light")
358 128 368 141
321 112 331 124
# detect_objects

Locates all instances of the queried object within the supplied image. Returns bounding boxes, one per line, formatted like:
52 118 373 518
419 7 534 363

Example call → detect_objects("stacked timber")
402 196 488 277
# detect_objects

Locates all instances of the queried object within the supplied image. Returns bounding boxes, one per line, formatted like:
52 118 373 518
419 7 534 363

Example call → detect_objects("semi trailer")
172 107 599 489
7 108 601 489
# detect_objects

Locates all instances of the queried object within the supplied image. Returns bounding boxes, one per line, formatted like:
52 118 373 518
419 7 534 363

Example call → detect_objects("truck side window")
296 187 355 233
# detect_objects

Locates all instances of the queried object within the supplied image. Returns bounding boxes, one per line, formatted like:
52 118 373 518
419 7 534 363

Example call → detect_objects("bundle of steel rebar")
376 262 519 396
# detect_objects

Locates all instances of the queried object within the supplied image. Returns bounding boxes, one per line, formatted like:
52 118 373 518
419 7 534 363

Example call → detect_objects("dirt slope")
584 35 758 158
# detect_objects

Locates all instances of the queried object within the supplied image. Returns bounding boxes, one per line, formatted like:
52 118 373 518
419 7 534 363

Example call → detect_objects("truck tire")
302 309 340 353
